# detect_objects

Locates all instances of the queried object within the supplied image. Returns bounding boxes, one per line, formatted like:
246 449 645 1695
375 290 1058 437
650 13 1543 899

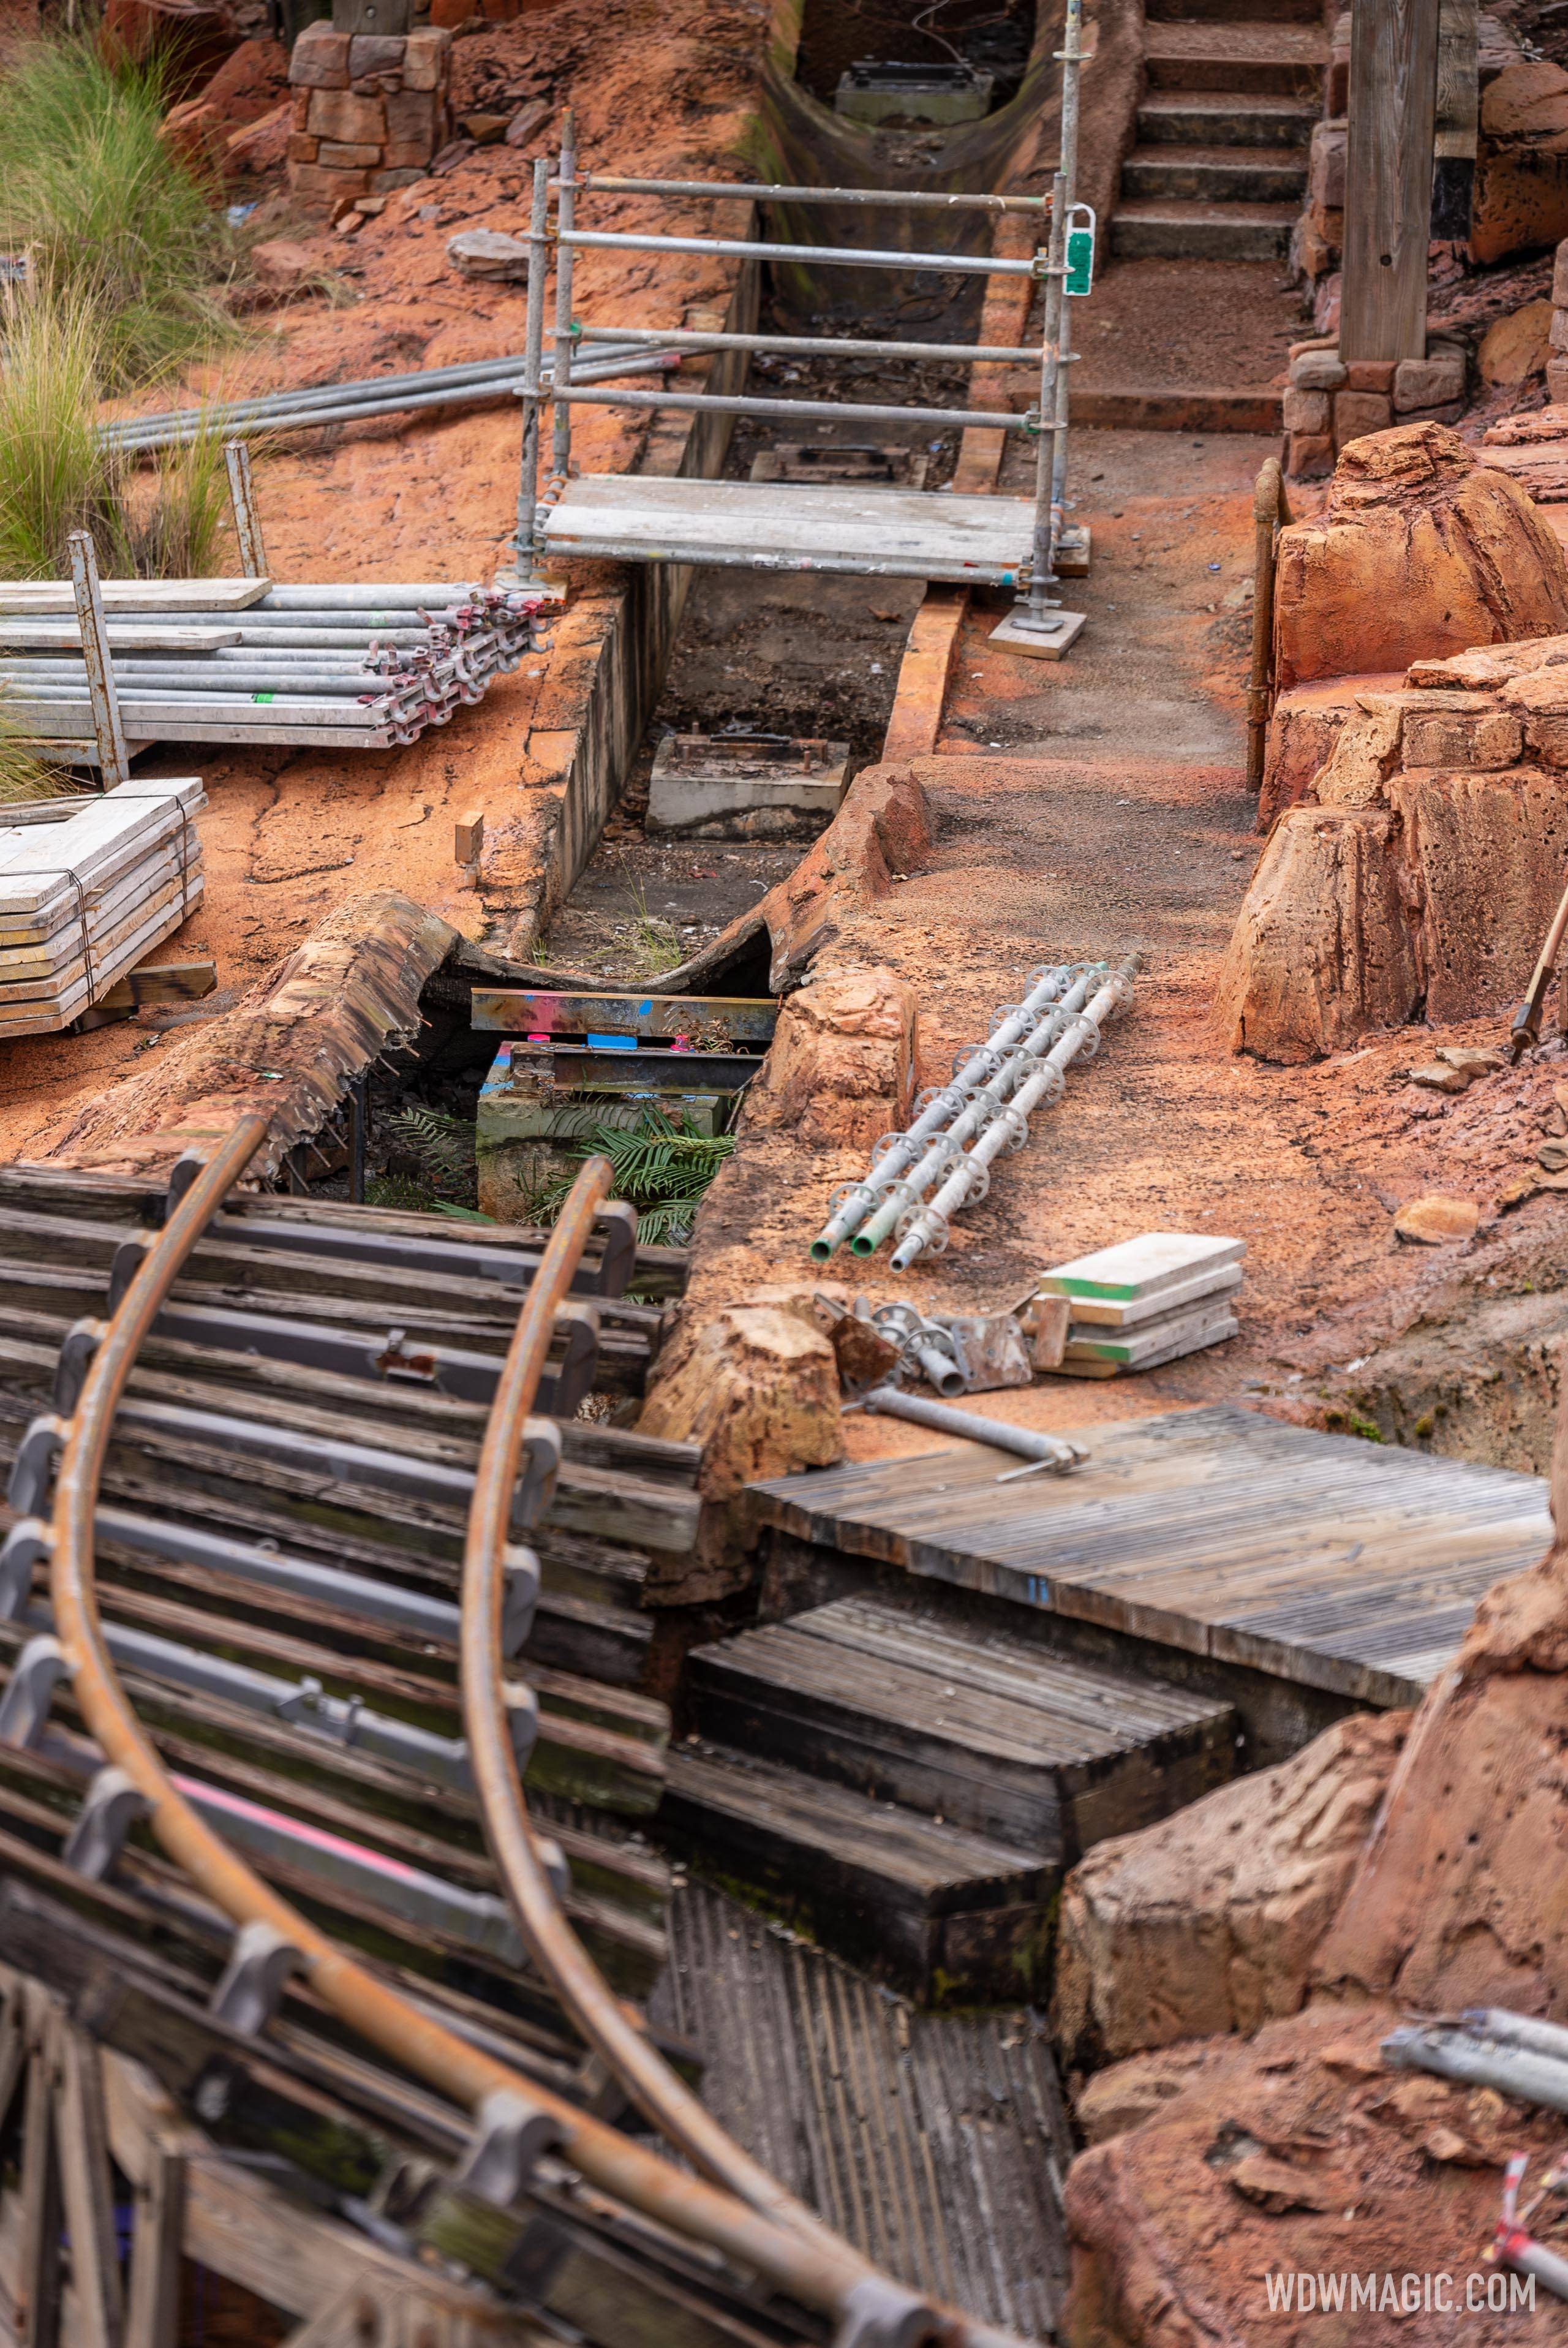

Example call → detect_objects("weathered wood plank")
747 1405 1548 1708
1341 0 1442 359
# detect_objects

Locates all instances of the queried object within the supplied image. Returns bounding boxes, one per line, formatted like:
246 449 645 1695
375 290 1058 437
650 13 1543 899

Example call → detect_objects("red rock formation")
636 1301 842 1503
1273 423 1568 690
741 967 916 1152
1054 1712 1408 2075
1058 1405 1568 2344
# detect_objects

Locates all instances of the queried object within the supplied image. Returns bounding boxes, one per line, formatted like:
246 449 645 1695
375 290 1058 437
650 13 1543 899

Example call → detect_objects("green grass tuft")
0 34 238 390
0 295 233 579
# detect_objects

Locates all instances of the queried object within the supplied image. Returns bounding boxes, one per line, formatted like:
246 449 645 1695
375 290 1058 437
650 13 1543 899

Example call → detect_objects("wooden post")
1340 0 1442 361
1431 0 1480 240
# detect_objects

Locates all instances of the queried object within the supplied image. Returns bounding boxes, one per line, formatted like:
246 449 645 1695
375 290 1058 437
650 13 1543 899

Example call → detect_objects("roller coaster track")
9 1114 1035 2348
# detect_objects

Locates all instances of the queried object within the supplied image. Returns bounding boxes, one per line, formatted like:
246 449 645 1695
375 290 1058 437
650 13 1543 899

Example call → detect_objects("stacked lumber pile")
0 777 205 1036
1038 1231 1245 1376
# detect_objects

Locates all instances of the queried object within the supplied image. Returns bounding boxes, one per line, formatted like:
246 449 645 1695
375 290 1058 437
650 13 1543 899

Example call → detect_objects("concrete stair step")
1137 89 1317 145
1121 142 1307 202
1111 196 1297 259
1144 20 1326 94
658 1742 1054 2001
684 1593 1238 1854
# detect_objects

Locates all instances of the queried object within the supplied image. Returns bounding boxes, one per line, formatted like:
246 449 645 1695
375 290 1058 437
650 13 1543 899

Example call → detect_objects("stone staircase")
658 1591 1238 2003
1112 6 1327 262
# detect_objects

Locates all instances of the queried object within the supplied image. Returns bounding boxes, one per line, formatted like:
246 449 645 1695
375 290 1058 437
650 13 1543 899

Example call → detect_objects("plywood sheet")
543 475 1036 585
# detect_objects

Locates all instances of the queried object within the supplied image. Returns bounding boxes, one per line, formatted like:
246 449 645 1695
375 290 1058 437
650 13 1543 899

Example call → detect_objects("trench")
380 0 1060 1207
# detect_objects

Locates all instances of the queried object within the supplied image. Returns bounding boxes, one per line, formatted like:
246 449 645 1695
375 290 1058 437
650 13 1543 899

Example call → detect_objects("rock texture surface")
1063 2001 1565 2345
28 892 456 1183
1054 1712 1408 2075
1228 625 1568 1059
742 967 916 1151
1058 1411 1568 2346
636 1303 842 1502
1273 423 1568 689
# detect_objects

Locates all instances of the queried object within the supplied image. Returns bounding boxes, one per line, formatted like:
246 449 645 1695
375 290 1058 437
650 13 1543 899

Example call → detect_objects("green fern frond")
385 1102 476 1192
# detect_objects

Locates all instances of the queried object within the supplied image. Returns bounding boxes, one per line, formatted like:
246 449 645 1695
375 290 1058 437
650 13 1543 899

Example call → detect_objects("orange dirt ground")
665 414 1568 1475
0 0 762 1154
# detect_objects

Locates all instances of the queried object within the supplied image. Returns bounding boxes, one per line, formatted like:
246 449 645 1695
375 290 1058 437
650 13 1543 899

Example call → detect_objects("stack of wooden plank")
0 776 205 1036
1037 1230 1244 1376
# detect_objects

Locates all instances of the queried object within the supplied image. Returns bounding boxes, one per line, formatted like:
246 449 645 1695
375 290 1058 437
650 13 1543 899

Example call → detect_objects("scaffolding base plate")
989 608 1087 662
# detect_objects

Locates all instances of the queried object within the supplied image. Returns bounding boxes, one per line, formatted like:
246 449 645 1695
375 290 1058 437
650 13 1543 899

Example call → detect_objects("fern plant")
530 1105 733 1245
383 1102 477 1197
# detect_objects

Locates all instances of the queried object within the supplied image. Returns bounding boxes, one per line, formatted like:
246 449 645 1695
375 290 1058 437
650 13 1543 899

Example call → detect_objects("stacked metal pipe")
100 343 682 456
0 583 544 752
1386 2010 1568 2303
811 956 1138 1269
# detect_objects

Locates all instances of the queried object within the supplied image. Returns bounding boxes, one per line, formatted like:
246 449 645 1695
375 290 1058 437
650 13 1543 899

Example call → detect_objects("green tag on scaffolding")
1064 222 1095 298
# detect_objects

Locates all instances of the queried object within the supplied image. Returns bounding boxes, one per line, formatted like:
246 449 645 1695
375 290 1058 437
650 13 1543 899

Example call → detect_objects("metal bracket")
833 2278 940 2348
500 1544 540 1656
0 1634 66 1749
107 1232 154 1312
453 2086 565 2210
210 1919 306 2035
0 1518 49 1620
52 1317 107 1416
7 1416 66 1517
504 1681 540 1772
165 1149 206 1221
533 1835 570 1899
62 1765 149 1880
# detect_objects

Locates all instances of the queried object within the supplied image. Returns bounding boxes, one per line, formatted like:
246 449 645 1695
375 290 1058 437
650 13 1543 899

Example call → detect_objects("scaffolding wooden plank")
747 1403 1550 1707
0 624 243 651
0 578 271 614
542 475 1036 584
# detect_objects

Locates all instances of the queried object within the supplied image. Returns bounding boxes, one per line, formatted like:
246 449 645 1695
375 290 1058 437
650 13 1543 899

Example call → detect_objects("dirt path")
668 410 1568 1470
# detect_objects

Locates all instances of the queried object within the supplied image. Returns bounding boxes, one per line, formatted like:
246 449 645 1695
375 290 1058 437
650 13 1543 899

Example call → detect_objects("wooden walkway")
747 1405 1551 1708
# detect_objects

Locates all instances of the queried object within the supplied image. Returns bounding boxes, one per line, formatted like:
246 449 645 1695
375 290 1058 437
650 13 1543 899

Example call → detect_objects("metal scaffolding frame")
503 66 1090 630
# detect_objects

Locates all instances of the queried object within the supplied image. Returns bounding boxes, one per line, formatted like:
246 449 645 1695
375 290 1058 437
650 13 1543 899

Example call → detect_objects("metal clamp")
454 2086 565 2209
503 1681 540 1772
210 1920 306 2036
107 1232 154 1313
0 1517 49 1620
62 1765 149 1879
0 1634 66 1748
501 1544 541 1656
6 1416 66 1519
52 1317 107 1416
834 2277 939 2348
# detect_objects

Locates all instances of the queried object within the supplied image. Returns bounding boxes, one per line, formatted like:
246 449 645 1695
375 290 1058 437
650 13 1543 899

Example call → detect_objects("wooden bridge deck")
747 1404 1551 1709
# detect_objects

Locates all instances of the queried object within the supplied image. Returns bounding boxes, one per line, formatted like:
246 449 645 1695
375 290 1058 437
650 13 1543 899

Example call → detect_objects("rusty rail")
39 1119 1034 2348
1247 457 1293 796
461 1161 978 2285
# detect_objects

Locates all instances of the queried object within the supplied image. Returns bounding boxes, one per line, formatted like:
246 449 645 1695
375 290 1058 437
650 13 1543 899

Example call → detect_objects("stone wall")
287 23 453 211
1283 336 1467 483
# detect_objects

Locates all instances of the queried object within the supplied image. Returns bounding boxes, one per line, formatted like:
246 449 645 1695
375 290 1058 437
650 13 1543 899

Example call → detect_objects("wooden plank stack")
1037 1230 1244 1376
0 777 205 1036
